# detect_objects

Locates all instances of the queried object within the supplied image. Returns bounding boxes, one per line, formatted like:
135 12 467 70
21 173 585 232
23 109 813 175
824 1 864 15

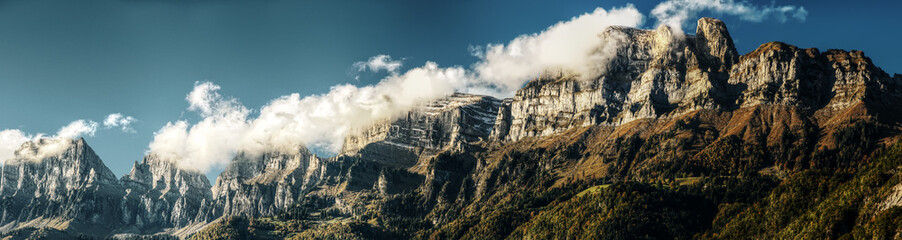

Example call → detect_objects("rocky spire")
695 17 739 71
119 154 213 229
198 147 321 221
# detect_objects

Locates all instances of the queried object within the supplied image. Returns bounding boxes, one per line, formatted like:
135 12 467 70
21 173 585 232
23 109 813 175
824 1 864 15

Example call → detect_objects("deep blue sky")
0 0 898 178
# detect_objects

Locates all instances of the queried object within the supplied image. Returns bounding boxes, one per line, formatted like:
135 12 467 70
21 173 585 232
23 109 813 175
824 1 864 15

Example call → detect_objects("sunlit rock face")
341 93 502 170
119 154 212 229
188 94 503 222
490 18 738 142
490 17 902 142
0 138 124 230
197 147 328 221
728 42 901 119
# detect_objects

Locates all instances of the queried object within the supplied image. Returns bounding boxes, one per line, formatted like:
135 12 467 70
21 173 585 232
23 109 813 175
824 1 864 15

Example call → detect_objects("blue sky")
0 0 898 179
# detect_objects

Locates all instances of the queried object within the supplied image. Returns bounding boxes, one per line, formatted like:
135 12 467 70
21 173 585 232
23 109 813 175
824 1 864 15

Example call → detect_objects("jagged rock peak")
199 147 321 220
4 137 119 188
0 137 123 232
493 18 742 142
121 154 209 185
15 138 95 161
695 17 739 70
119 154 212 229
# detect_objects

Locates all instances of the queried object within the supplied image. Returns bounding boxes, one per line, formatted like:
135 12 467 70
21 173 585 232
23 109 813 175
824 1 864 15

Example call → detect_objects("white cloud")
149 81 251 172
55 120 98 139
353 55 403 74
471 5 644 95
24 120 99 160
103 113 138 133
149 63 469 172
245 62 467 154
186 81 248 118
469 1 807 93
0 113 141 164
651 0 807 34
0 119 98 163
0 129 31 165
149 82 252 172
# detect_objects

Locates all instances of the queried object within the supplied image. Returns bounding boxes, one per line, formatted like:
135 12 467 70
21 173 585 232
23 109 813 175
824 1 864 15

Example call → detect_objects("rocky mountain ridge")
2 17 902 239
341 93 501 171
491 17 902 142
119 154 212 230
199 148 322 221
0 92 503 239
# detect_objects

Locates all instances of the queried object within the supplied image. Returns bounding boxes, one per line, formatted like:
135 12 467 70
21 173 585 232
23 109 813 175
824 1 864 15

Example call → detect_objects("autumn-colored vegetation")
187 118 901 239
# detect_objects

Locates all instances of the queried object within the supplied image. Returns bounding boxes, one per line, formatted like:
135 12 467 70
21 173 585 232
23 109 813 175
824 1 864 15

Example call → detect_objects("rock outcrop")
119 154 212 230
199 148 324 221
342 93 501 170
728 42 898 115
491 18 737 142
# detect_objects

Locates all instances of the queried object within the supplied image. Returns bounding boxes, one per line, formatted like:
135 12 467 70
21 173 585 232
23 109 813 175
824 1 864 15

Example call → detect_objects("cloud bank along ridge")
0 113 137 164
150 1 807 172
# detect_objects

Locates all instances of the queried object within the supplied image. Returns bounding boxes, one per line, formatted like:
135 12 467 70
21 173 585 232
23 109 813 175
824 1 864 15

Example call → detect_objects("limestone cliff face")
185 94 505 224
119 154 212 229
199 148 326 221
491 19 730 141
341 93 501 170
0 93 502 238
730 42 901 118
489 98 513 142
695 17 739 70
491 17 902 142
0 138 124 230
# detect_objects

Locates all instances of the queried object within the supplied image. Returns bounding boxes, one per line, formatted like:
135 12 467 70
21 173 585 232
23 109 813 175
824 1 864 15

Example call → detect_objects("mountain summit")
0 138 123 235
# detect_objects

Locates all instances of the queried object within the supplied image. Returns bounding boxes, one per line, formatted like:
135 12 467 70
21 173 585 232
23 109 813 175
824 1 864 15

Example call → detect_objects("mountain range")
2 17 902 239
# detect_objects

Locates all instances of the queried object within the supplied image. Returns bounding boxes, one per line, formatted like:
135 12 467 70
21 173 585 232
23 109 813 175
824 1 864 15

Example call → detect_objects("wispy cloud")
57 120 99 139
103 113 138 133
351 55 405 81
652 0 807 34
352 55 403 74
